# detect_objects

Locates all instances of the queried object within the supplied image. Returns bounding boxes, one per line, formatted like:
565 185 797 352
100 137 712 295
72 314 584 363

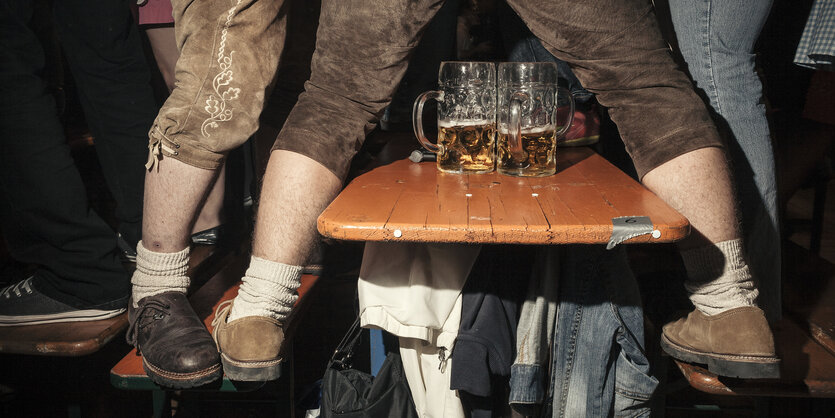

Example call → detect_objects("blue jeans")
506 38 594 105
546 246 657 417
668 0 780 320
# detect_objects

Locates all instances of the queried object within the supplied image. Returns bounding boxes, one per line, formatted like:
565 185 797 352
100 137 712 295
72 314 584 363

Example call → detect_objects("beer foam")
497 124 553 135
438 120 493 128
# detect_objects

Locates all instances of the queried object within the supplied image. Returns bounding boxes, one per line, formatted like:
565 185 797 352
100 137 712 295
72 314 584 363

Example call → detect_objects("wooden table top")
318 147 689 245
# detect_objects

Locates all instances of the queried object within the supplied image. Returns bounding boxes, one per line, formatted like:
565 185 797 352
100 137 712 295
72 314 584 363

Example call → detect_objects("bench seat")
0 245 230 357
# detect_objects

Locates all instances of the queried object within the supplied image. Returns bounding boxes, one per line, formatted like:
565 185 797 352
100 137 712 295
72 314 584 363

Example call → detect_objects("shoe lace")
209 300 234 350
1 277 34 299
210 299 233 331
126 299 171 346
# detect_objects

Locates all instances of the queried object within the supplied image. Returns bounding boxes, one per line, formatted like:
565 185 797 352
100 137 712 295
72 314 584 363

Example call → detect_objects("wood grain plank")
0 314 128 357
318 147 689 244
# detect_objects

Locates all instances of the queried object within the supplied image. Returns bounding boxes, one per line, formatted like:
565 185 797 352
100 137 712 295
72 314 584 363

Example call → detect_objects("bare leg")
645 147 779 379
192 165 226 233
252 150 341 264
642 147 740 249
213 149 342 382
142 158 218 252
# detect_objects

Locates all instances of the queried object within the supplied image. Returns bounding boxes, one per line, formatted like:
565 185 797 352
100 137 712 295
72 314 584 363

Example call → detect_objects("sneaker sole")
220 353 283 382
142 357 223 389
0 308 126 327
660 333 781 379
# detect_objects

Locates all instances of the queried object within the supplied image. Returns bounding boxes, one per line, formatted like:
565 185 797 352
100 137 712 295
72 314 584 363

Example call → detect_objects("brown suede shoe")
212 301 285 382
661 306 780 379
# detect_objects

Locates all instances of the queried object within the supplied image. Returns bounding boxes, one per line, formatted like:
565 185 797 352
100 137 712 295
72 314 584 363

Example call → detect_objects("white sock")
681 238 758 316
228 256 302 322
131 241 190 306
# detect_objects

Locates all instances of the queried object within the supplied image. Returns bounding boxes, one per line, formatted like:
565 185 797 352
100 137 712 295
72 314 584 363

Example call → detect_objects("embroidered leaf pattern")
201 1 243 138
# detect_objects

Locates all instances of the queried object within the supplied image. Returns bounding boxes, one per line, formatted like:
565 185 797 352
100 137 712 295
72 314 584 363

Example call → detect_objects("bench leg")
152 389 169 418
811 181 827 254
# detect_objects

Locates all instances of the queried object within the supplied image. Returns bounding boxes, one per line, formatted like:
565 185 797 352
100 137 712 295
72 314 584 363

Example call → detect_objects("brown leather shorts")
146 0 287 171
161 0 722 181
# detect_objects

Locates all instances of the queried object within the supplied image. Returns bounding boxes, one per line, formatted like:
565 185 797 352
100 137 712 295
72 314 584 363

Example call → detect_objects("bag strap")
329 315 363 370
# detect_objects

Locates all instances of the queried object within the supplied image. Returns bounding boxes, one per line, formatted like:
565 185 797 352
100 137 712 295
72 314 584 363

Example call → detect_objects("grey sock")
681 238 758 316
228 256 302 322
131 241 190 306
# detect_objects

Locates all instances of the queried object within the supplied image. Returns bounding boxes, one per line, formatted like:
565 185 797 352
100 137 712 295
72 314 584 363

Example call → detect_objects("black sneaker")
0 277 127 326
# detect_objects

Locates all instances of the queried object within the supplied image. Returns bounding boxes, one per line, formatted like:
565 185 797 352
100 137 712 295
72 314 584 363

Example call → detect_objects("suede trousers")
158 0 723 181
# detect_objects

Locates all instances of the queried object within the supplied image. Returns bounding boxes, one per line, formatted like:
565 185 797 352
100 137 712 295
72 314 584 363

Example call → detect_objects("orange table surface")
318 147 689 245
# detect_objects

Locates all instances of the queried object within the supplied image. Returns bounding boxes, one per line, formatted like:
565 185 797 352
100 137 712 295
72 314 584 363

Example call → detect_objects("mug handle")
412 90 444 153
555 87 576 138
508 91 530 162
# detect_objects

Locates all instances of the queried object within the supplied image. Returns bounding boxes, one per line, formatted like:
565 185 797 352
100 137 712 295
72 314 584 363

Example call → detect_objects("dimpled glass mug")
412 61 497 174
497 62 574 177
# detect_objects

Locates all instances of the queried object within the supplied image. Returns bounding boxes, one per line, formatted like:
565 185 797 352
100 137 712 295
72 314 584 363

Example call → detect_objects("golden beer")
436 122 496 173
497 127 557 177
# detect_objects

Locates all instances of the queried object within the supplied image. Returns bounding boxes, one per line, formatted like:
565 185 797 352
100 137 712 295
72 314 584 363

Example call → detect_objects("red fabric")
138 0 173 26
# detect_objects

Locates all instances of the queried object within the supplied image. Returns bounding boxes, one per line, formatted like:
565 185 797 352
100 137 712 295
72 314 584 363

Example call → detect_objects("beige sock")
131 241 190 306
228 256 301 322
681 238 758 316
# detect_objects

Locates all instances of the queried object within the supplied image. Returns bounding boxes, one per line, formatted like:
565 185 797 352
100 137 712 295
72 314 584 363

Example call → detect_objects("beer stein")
497 62 575 177
412 61 496 174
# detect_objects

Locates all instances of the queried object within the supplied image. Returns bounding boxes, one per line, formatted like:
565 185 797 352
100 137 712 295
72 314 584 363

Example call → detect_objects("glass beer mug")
412 61 496 174
497 62 575 177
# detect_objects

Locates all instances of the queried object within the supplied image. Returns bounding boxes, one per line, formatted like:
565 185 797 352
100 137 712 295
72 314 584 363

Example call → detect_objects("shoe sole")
142 357 223 389
0 308 126 327
660 334 781 379
220 353 282 382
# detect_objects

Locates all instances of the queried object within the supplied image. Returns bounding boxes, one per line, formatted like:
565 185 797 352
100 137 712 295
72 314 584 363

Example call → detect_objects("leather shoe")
127 291 222 388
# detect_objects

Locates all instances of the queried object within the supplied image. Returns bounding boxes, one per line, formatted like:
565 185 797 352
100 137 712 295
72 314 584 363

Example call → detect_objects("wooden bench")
672 240 835 399
673 318 835 398
0 244 232 357
782 240 835 356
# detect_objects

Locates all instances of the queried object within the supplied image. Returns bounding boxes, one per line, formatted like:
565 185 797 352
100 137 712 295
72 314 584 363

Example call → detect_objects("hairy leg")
251 150 341 265
642 147 740 249
143 158 218 252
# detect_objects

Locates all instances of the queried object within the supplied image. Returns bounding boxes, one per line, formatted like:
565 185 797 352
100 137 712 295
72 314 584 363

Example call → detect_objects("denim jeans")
545 246 657 418
0 0 154 307
667 0 780 320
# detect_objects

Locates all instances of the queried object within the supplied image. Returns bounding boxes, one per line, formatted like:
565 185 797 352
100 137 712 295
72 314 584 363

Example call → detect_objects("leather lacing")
126 299 171 350
210 300 233 350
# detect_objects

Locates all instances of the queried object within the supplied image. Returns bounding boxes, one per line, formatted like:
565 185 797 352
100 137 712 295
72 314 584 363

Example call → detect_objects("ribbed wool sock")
227 256 302 323
681 238 758 316
131 241 190 306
